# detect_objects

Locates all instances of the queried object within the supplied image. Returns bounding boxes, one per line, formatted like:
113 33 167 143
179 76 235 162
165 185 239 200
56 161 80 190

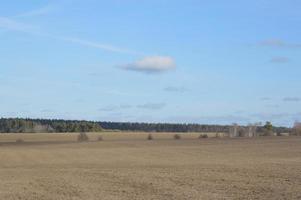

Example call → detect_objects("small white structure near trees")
229 123 260 138
229 123 239 138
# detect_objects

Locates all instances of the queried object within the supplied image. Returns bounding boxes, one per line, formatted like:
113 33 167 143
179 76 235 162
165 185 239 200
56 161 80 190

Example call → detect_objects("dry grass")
15 138 24 143
0 132 226 143
0 132 300 200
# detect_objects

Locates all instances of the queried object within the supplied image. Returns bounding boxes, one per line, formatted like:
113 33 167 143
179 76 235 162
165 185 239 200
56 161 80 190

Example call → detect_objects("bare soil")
0 133 300 200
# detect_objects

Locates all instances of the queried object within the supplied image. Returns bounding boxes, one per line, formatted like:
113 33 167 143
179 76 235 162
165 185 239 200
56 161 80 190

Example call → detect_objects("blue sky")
0 0 300 126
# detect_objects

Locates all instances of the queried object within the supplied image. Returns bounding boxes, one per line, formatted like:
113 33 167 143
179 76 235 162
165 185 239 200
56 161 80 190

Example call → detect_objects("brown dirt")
0 133 300 200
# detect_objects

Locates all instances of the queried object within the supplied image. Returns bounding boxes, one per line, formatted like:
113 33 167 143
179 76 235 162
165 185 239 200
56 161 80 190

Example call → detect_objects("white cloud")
121 56 176 73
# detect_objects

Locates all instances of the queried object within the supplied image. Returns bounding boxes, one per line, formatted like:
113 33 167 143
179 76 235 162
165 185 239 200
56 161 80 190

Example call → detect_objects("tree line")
0 118 293 134
0 118 102 133
99 121 229 132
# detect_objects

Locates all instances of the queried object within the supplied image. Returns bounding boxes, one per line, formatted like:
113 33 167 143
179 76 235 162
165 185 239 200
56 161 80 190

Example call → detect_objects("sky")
0 0 300 126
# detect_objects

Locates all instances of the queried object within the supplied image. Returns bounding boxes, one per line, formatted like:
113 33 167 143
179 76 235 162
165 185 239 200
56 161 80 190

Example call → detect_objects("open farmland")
0 133 300 200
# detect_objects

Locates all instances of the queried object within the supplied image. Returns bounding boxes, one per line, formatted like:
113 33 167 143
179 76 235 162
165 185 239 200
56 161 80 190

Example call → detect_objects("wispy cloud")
166 115 250 124
41 109 55 113
98 106 117 112
283 97 301 102
102 89 145 97
164 86 188 93
14 5 58 18
100 103 166 112
99 104 132 112
259 39 301 48
120 56 176 74
248 112 301 125
0 16 142 55
270 56 289 64
137 103 166 110
260 97 271 101
57 36 142 55
0 17 41 34
265 104 280 108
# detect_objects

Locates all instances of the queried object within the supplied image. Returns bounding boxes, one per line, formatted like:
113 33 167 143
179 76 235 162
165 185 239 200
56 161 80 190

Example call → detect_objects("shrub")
97 135 103 141
199 134 208 139
174 134 181 140
147 134 153 140
77 132 89 142
261 129 274 136
16 138 24 143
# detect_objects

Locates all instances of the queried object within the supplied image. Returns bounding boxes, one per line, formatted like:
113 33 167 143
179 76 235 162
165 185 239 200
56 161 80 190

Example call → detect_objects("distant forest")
0 118 102 133
0 118 292 133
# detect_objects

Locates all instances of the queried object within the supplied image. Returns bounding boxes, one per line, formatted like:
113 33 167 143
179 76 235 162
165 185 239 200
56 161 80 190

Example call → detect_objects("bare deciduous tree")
292 121 301 136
